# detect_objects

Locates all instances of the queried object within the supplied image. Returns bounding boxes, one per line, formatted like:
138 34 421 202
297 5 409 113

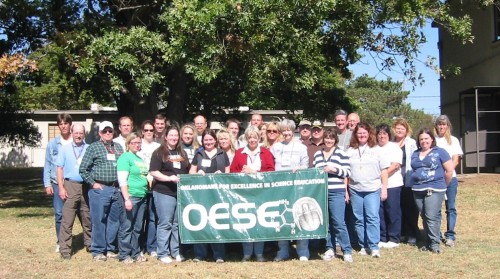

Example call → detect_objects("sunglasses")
129 141 142 145
102 129 113 134
267 129 278 134
143 129 154 132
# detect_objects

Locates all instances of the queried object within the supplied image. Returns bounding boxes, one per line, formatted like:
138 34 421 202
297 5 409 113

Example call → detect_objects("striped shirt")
312 147 351 191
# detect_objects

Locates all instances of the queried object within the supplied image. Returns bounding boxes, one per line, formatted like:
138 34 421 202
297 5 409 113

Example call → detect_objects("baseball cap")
298 119 311 127
311 120 323 129
98 121 114 132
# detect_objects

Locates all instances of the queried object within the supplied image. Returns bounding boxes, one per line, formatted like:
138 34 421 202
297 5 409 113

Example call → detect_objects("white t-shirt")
137 140 161 169
346 144 390 192
378 142 404 188
435 136 463 177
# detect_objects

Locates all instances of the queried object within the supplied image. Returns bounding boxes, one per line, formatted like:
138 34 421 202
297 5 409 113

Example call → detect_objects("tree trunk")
116 88 158 128
165 68 188 125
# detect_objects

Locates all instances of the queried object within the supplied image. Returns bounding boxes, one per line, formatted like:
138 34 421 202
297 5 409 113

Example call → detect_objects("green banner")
178 168 328 244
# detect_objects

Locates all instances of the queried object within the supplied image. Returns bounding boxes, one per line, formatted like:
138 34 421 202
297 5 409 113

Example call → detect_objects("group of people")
43 110 462 264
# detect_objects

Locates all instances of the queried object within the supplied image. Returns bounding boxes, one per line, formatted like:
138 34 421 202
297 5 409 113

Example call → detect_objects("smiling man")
79 121 124 262
43 113 73 253
334 110 352 150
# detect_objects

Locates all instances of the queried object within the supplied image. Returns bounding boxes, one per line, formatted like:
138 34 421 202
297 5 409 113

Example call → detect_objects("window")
495 6 500 41
48 124 61 141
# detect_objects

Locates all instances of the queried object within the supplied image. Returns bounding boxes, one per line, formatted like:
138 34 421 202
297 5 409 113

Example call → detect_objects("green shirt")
117 151 148 198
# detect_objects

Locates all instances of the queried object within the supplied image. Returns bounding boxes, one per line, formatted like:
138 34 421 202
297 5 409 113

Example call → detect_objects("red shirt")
230 146 275 173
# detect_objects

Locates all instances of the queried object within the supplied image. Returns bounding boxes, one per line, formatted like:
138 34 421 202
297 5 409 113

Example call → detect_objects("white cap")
98 121 114 132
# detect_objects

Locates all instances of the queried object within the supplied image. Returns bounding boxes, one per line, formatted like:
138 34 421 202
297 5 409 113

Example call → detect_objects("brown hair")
350 122 377 149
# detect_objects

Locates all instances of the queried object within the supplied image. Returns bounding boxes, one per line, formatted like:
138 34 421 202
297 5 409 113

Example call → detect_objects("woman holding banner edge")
270 119 310 261
230 125 275 262
189 129 230 263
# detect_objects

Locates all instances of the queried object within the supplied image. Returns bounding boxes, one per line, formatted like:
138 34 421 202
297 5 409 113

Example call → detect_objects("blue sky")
349 25 441 116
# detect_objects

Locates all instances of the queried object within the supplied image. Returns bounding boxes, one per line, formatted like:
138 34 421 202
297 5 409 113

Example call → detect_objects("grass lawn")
0 168 499 278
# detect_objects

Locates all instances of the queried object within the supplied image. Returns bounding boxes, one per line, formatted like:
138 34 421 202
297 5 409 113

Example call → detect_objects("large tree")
1 0 489 130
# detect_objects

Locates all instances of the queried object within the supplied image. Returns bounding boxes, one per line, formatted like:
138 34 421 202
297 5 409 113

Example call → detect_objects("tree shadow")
0 168 52 209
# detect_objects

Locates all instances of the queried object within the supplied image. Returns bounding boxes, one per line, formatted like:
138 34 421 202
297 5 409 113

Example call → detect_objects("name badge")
107 154 116 161
201 159 212 168
173 161 181 169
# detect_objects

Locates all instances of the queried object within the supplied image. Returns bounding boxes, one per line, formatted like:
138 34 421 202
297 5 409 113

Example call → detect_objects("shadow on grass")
0 168 52 209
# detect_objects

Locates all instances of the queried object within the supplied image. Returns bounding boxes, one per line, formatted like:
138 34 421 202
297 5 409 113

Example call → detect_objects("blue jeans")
119 196 146 260
413 190 445 251
401 186 420 240
88 185 124 256
153 191 179 258
194 243 225 260
325 190 352 254
242 242 265 258
52 182 64 243
145 192 158 253
276 239 309 259
380 186 402 243
444 177 458 240
350 188 381 251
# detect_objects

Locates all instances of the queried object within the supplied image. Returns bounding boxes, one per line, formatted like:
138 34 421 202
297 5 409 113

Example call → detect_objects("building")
438 3 500 172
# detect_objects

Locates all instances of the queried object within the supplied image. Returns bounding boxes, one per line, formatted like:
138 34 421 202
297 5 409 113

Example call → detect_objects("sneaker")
385 241 400 248
299 256 308 261
192 258 202 263
61 253 71 260
55 244 60 253
93 254 107 262
120 256 134 264
407 237 417 246
371 249 381 258
149 251 158 258
273 257 286 262
175 255 183 262
343 254 353 263
215 258 224 264
160 256 173 264
135 255 148 262
106 251 118 259
445 239 455 247
322 249 335 261
241 255 251 262
378 242 387 248
255 255 266 262
358 248 368 256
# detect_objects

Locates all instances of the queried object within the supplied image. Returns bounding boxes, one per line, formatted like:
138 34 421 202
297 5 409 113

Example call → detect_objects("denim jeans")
276 239 309 259
145 192 158 254
88 185 123 256
51 182 64 243
400 186 420 240
119 196 146 260
413 190 445 251
344 201 358 246
153 191 179 259
380 186 402 243
444 177 458 240
242 242 265 258
325 190 352 254
194 243 225 260
349 188 381 252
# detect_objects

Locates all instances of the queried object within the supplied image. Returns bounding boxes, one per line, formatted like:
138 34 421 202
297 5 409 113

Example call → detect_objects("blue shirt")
56 142 88 182
410 146 451 191
43 135 72 186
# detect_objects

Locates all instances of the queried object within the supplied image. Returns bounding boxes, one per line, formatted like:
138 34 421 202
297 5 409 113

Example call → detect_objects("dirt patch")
458 173 500 185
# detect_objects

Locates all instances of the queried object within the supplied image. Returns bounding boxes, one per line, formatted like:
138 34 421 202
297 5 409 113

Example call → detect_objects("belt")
64 178 83 183
95 180 119 187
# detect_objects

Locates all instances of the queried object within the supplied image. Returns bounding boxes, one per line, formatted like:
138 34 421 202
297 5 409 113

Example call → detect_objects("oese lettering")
182 201 281 231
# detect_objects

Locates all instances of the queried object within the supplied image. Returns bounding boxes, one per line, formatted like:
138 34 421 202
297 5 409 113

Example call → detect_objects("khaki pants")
58 180 92 255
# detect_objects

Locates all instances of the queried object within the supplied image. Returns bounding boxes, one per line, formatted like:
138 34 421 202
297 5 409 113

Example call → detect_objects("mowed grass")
0 168 499 279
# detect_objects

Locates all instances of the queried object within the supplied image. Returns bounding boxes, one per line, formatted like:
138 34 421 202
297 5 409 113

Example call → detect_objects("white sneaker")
378 242 387 248
358 248 368 256
385 241 400 248
160 256 173 264
371 249 381 258
55 244 60 253
343 254 353 263
322 249 335 261
175 255 183 262
149 251 158 258
299 256 308 261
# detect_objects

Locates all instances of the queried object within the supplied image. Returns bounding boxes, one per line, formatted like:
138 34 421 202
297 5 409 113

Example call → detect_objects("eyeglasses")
143 129 154 132
129 141 142 145
102 129 113 134
267 129 278 134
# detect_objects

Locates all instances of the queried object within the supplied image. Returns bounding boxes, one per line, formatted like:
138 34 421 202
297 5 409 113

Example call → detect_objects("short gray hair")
244 125 260 140
278 119 296 132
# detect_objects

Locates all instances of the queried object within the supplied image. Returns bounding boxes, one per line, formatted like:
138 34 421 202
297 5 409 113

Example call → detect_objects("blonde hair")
392 117 413 138
216 128 236 152
264 121 282 148
434 115 452 145
125 133 141 152
180 123 199 150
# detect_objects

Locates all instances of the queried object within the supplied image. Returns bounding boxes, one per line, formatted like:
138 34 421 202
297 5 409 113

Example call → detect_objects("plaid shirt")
79 140 124 185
